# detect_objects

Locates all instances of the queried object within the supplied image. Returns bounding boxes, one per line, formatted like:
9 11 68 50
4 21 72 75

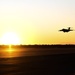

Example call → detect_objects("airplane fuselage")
59 28 73 33
60 29 70 32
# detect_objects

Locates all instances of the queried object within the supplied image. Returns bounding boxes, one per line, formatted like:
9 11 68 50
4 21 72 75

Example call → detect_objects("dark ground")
0 45 75 75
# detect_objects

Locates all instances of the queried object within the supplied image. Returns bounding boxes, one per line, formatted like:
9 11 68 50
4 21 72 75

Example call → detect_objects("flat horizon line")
0 44 75 47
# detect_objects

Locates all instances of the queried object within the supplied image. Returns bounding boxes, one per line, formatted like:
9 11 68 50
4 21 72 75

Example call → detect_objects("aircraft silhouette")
59 27 73 32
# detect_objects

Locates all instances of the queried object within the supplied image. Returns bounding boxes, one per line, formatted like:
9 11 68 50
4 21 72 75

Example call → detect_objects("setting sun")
0 32 20 45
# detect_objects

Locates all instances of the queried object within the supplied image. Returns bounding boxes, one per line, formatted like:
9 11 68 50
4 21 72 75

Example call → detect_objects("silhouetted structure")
59 27 73 32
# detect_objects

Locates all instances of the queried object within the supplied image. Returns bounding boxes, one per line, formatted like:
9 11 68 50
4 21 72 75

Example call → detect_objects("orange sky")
0 0 75 44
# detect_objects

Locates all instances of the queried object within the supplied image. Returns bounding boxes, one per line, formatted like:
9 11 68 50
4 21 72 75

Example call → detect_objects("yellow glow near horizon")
8 45 13 53
0 32 20 45
0 1 75 44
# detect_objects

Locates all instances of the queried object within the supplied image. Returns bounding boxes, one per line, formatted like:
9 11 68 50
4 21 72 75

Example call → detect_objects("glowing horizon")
0 31 20 45
0 0 75 44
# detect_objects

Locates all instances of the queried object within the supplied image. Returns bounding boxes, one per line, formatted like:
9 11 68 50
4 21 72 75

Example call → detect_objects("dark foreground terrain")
0 45 75 75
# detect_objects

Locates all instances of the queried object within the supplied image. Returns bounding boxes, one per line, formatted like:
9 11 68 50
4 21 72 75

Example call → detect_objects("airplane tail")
68 27 70 30
68 27 74 31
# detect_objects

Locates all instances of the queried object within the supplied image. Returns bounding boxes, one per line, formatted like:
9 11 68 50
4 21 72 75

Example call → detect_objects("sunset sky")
0 0 75 45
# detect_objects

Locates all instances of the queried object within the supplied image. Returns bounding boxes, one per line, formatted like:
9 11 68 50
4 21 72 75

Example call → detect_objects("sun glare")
1 32 20 45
